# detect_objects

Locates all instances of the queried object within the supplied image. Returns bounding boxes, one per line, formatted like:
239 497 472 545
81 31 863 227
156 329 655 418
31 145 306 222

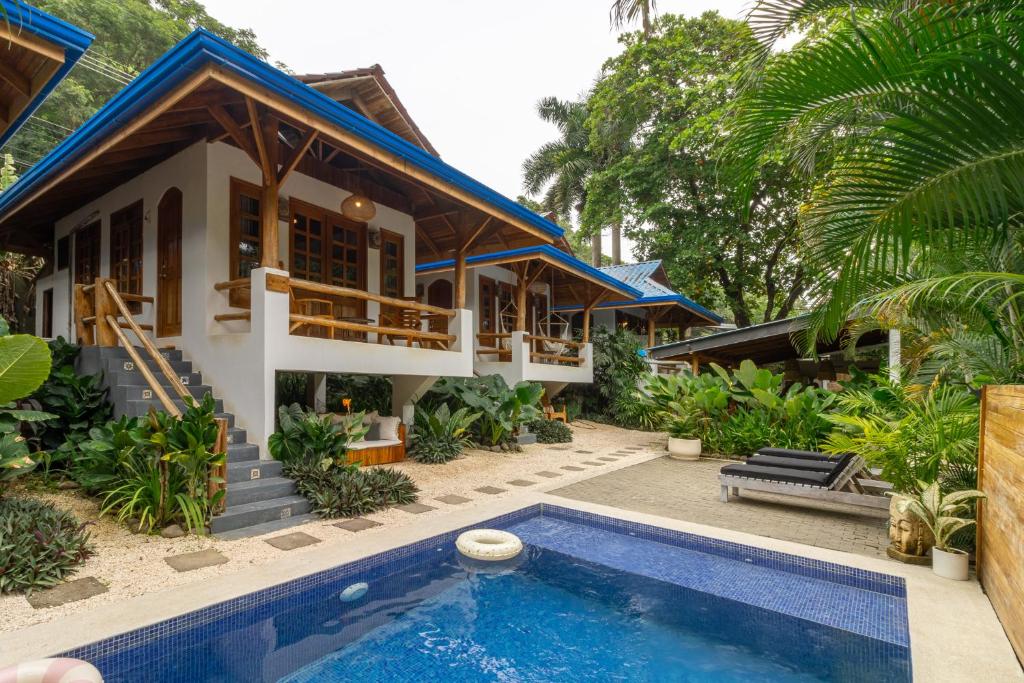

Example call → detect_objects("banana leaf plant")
0 319 54 488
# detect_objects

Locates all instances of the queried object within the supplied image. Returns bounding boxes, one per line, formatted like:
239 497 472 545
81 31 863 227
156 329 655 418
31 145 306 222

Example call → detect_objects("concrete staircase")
77 346 315 539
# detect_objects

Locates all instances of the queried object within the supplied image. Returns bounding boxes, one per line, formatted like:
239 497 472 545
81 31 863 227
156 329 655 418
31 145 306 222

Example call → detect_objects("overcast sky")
201 0 751 258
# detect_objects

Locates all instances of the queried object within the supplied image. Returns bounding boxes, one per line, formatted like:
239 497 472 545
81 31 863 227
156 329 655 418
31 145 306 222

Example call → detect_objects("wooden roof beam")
0 61 32 97
277 126 318 184
208 104 259 166
246 97 274 178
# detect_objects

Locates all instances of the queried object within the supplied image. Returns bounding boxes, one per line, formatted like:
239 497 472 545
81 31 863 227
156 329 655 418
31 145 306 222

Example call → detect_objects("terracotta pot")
667 437 701 461
932 547 970 581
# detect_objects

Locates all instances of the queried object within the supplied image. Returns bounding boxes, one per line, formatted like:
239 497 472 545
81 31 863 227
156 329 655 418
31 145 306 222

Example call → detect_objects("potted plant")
895 480 986 580
666 409 701 461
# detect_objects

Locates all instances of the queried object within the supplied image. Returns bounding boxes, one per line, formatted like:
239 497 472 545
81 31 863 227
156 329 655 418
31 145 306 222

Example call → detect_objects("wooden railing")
475 332 586 366
74 278 228 508
213 276 458 349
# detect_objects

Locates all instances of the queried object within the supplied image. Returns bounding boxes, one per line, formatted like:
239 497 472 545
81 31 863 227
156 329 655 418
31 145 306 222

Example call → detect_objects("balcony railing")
214 276 458 350
476 332 584 366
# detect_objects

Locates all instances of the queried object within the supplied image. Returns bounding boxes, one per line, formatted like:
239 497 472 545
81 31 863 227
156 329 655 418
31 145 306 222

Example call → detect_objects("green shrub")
0 497 92 594
268 403 369 467
423 376 542 447
410 403 480 464
327 374 392 415
285 460 418 518
560 326 650 426
77 395 226 534
527 419 572 444
0 321 54 490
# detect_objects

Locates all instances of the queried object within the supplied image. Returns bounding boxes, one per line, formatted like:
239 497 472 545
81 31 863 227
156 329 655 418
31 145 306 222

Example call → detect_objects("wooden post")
259 117 280 269
515 265 528 332
690 355 700 376
646 310 656 348
93 277 119 347
454 251 467 308
73 284 95 345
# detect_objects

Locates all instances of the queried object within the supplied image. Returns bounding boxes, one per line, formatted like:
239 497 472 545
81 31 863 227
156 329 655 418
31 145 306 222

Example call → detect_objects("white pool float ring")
456 529 523 561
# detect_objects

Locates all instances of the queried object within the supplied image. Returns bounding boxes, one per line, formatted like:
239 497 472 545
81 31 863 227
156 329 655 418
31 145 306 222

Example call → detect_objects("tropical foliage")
0 497 92 594
410 404 480 464
422 376 543 448
562 326 649 426
896 481 986 552
0 321 54 489
76 395 226 534
527 418 573 444
268 404 369 469
285 461 418 519
729 0 1024 381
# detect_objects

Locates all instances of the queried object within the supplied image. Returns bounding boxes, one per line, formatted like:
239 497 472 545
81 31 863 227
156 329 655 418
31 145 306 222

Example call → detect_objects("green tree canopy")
583 12 814 326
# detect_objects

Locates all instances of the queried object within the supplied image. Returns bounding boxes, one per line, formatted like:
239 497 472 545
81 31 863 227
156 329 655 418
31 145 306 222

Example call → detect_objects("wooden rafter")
208 104 259 165
277 126 318 184
457 216 493 255
0 60 31 97
415 224 443 259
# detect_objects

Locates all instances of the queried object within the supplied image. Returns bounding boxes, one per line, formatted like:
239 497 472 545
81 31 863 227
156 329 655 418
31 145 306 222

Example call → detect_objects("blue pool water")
66 505 911 682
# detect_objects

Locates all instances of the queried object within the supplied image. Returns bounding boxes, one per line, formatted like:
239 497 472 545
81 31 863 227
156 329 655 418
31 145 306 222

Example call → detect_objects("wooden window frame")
109 199 144 312
378 229 405 299
479 275 496 335
74 221 101 286
229 177 262 307
288 197 368 291
41 288 53 338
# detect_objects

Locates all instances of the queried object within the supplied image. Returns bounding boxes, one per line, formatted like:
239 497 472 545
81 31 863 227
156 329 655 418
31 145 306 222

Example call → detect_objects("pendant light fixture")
341 192 376 222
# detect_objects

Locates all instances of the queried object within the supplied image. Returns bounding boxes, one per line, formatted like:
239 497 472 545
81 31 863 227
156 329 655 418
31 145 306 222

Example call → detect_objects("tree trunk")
592 231 602 267
611 222 622 265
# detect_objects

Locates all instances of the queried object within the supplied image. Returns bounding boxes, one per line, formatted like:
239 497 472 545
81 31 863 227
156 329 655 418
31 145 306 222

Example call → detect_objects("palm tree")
609 0 657 38
728 0 1024 375
523 97 604 265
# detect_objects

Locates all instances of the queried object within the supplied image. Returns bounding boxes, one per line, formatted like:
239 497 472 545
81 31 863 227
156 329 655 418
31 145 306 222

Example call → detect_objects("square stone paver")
581 460 606 466
475 486 506 495
164 549 229 573
534 471 562 478
334 517 381 532
551 446 572 451
561 465 585 471
574 449 594 454
598 456 619 462
436 494 472 505
26 577 107 609
396 502 436 514
507 479 535 487
265 532 321 551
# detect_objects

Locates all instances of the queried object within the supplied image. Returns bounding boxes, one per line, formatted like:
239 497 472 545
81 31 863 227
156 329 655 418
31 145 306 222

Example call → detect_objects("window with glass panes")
379 230 404 298
109 201 144 311
228 178 262 307
74 221 101 285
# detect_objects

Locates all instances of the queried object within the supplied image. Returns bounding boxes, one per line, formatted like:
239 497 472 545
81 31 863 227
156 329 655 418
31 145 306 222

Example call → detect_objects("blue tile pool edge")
58 502 907 664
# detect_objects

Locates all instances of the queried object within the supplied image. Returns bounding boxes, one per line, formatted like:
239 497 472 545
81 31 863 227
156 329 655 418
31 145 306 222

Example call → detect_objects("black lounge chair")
719 449 890 509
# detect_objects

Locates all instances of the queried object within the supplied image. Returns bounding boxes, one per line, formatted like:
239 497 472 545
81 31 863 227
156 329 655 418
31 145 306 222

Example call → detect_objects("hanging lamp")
341 192 376 222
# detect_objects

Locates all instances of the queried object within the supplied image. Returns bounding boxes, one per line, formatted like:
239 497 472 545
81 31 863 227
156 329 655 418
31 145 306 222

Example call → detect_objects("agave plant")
896 481 986 552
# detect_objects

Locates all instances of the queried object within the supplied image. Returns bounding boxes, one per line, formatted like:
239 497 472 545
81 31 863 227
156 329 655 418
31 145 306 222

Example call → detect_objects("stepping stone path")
507 479 535 487
436 494 471 505
396 503 436 514
598 456 618 462
551 447 571 451
582 461 606 466
265 532 321 551
334 518 380 532
165 549 229 573
27 577 107 609
475 486 506 495
574 450 594 454
534 471 562 478
561 465 585 471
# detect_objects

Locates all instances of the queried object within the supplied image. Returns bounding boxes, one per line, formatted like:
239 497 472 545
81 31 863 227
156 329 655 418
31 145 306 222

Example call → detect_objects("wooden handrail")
119 292 155 304
531 352 584 365
289 278 456 318
289 314 455 343
525 335 584 349
106 315 180 416
214 312 251 322
213 278 252 292
477 332 511 339
103 280 192 405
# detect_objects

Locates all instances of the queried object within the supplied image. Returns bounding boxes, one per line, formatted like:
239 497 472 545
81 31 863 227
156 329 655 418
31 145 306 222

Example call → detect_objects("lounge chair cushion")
746 454 837 473
754 447 843 462
720 463 833 487
375 416 402 441
348 439 402 451
363 421 380 441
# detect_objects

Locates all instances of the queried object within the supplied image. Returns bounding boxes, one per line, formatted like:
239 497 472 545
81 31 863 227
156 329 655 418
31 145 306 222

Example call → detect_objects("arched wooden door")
427 279 453 308
157 188 183 337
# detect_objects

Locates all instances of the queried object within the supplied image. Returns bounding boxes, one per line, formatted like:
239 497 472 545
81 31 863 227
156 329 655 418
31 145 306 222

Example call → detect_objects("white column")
888 328 901 382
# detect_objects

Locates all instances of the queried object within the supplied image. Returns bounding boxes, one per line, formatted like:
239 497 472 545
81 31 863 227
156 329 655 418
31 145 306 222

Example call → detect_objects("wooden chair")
379 298 422 347
543 402 568 423
288 289 335 338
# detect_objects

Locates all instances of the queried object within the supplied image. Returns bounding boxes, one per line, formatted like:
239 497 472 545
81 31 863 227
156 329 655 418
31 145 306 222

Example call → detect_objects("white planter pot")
667 437 701 461
932 547 970 581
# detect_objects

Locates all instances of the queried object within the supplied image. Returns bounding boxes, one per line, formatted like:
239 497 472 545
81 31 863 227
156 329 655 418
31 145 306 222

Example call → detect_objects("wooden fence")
978 385 1024 663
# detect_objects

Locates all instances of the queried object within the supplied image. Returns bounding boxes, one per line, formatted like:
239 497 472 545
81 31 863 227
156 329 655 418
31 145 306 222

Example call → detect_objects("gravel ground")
0 421 664 634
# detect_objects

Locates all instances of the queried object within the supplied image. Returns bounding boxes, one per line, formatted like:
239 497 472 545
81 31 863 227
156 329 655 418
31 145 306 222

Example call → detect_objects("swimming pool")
62 505 911 682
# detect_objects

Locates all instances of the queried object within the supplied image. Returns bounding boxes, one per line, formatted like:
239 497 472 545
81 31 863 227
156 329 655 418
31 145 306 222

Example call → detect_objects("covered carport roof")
647 314 888 366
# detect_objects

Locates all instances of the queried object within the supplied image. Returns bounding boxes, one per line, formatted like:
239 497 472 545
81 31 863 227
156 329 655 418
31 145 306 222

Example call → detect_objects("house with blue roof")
554 259 723 348
0 0 92 159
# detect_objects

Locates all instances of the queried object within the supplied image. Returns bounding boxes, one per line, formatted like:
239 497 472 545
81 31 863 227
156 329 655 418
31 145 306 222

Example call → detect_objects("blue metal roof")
0 28 564 242
551 259 723 324
0 1 93 148
416 244 643 300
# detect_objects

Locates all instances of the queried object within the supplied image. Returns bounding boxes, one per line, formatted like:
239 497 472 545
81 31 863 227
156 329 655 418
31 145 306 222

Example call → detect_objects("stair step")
215 413 235 428
225 476 297 506
227 443 260 463
113 384 213 403
210 495 312 533
227 459 283 483
79 346 183 363
105 357 193 375
110 370 203 388
120 397 224 417
226 427 247 445
214 513 318 540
